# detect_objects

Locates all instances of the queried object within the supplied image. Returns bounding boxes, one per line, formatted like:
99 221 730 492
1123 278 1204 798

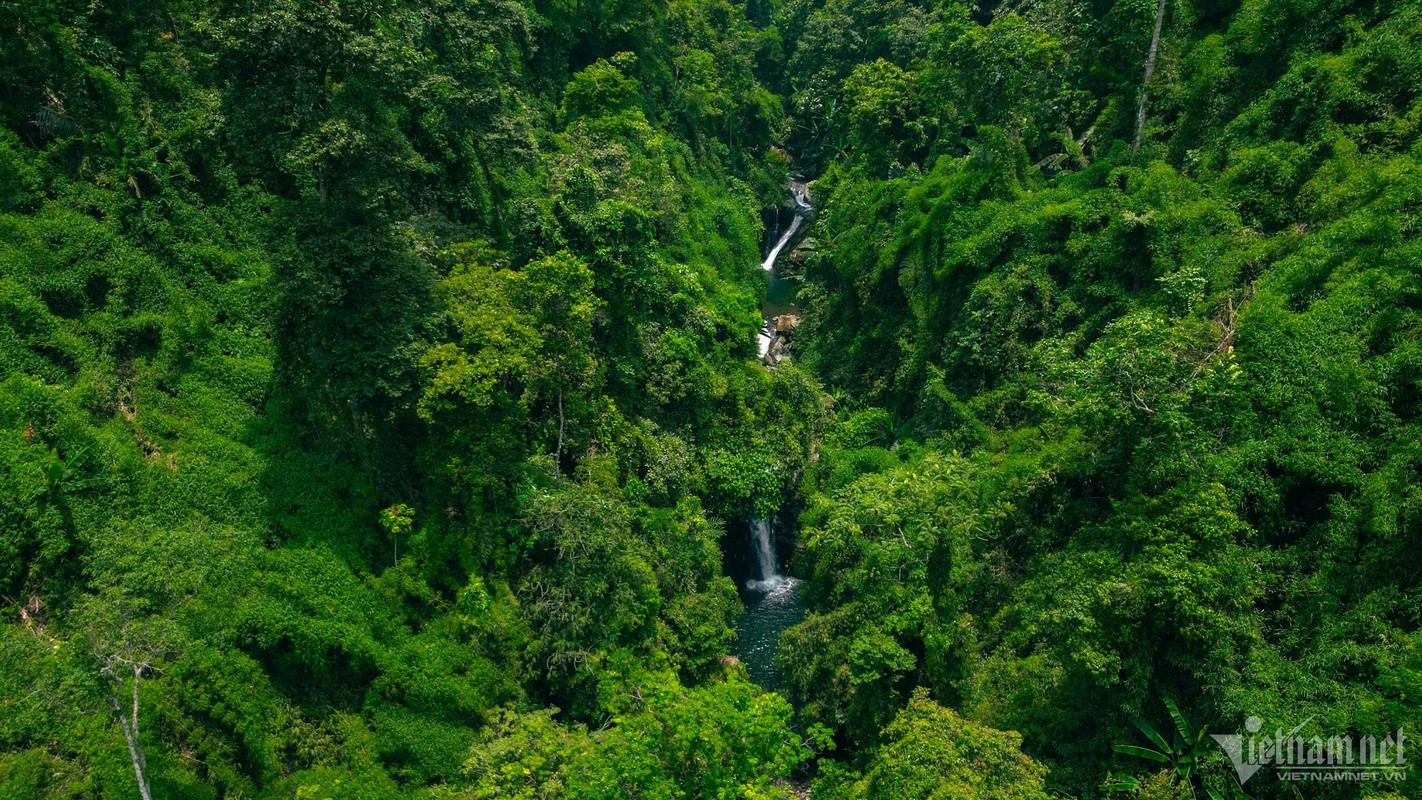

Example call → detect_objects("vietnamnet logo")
1211 716 1409 784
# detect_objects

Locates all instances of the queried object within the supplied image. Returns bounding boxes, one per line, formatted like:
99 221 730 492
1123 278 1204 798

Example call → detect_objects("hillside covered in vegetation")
2 0 1420 798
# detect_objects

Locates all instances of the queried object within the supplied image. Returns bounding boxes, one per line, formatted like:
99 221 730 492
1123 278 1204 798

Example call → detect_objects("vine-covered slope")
2 0 1421 798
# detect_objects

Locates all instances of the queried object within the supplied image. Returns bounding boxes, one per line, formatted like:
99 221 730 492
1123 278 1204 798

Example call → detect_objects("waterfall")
746 519 788 592
792 184 811 210
752 519 777 581
758 183 812 362
746 181 812 589
760 184 811 272
760 213 804 271
733 182 810 689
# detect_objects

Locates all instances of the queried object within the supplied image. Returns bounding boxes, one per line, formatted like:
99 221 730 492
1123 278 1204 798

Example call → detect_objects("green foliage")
781 0 1422 798
813 688 1052 800
1109 699 1215 794
466 673 806 799
0 0 819 795
5 0 1422 797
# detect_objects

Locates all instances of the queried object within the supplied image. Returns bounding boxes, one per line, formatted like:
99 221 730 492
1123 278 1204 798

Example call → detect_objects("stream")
756 183 811 364
733 183 812 691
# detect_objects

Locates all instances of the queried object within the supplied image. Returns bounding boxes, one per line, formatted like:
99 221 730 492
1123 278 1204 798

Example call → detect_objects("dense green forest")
2 0 1420 797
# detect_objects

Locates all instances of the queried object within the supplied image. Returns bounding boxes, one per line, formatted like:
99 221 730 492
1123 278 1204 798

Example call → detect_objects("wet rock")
761 314 799 366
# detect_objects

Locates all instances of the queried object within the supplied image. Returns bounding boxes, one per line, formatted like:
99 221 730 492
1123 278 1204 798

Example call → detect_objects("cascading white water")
752 519 777 579
758 184 812 360
750 183 813 584
760 214 804 272
734 181 811 690
745 518 791 593
759 185 811 272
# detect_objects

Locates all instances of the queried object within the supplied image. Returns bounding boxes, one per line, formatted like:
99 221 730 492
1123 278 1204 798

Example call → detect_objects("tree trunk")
112 671 153 800
555 388 565 470
1132 0 1169 152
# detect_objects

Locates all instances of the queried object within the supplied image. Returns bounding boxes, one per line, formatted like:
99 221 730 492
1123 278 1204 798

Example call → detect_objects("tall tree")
1132 0 1170 152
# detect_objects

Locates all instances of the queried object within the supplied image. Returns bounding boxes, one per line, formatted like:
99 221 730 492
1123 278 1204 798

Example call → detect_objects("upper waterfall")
760 184 812 272
758 183 812 362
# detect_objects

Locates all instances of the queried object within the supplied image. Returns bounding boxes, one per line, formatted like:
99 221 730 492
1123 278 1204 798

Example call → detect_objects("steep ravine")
731 181 814 691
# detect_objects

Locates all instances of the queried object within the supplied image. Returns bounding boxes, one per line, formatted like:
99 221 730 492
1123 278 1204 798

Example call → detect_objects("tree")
77 589 175 800
815 688 1052 800
1109 698 1220 798
70 521 254 800
467 673 809 799
517 252 602 470
1133 0 1170 152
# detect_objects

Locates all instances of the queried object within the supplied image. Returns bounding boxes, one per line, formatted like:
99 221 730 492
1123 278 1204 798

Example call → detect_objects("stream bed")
731 183 812 691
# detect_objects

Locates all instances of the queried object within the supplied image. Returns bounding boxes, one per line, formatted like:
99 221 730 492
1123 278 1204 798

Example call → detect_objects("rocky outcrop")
762 313 800 367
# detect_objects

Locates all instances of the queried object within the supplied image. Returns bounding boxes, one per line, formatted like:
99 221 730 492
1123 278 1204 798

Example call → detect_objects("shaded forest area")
2 0 1420 798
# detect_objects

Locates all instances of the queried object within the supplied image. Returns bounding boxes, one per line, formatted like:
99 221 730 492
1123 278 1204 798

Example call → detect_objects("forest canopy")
2 0 1420 798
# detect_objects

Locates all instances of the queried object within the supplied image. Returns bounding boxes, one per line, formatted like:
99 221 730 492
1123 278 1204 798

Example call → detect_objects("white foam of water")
751 519 776 578
760 213 804 271
745 518 795 594
745 575 799 595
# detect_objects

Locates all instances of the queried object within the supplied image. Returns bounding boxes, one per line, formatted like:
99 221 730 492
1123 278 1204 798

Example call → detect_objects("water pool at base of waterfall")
734 577 805 691
730 518 806 692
